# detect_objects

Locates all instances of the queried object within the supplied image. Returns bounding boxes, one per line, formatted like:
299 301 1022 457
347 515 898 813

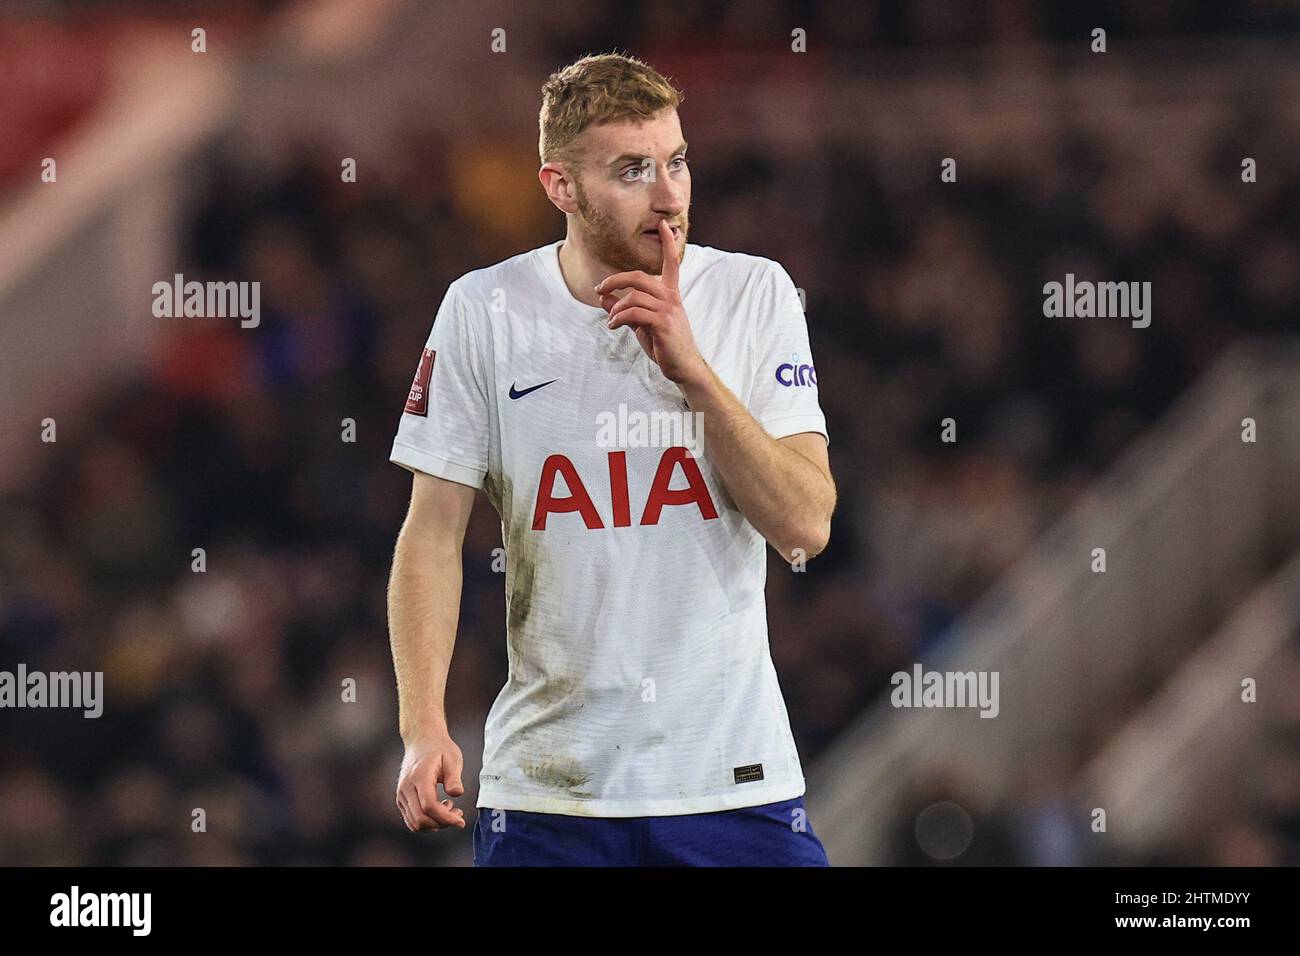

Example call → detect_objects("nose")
650 163 685 218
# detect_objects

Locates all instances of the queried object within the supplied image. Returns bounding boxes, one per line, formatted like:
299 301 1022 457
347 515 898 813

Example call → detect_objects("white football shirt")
390 238 828 816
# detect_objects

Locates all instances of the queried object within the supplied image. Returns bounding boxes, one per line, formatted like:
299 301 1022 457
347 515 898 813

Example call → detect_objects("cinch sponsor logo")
776 362 817 387
532 447 718 530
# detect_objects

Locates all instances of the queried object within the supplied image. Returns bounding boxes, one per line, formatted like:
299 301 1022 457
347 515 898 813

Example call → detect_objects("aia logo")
775 362 816 387
532 447 719 530
405 348 435 415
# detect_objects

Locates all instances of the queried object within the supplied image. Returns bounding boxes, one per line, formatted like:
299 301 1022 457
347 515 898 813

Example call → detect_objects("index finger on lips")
658 220 680 288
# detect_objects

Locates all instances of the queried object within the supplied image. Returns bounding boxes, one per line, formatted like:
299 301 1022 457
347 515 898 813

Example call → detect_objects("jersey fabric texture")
390 239 828 817
473 796 829 866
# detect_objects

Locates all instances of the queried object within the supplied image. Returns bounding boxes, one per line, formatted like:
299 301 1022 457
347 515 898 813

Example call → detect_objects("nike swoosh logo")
509 379 557 400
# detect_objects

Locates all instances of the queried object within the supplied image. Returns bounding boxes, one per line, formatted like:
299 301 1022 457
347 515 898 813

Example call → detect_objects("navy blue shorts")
473 795 829 866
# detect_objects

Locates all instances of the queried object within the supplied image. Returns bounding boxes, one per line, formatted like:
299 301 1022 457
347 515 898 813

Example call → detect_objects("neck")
556 233 607 309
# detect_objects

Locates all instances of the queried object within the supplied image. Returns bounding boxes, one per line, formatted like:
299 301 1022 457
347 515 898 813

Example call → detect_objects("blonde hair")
538 52 683 170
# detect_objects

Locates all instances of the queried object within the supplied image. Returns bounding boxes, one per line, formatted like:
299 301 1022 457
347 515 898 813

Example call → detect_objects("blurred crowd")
0 1 286 193
885 630 1300 866
3 2 1300 866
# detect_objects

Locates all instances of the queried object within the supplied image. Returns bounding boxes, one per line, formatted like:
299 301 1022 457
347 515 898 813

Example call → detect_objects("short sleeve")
389 282 492 488
747 261 829 445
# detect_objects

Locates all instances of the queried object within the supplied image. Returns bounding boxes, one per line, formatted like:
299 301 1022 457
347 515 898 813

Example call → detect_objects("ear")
539 164 579 214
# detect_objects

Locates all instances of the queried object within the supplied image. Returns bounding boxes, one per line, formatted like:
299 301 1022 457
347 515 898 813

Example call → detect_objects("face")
568 109 691 275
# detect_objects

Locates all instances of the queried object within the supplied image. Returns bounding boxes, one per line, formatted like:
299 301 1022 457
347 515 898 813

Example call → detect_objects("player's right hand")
396 732 467 832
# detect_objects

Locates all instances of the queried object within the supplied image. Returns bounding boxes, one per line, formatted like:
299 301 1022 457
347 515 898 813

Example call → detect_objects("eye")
621 163 650 182
671 156 689 170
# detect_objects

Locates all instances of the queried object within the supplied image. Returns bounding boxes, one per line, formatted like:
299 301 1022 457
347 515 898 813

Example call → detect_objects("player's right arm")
388 469 477 832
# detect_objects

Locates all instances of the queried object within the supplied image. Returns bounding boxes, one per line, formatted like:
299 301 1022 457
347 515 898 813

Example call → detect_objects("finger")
401 784 440 830
400 782 440 830
447 800 467 828
658 220 680 288
434 797 466 829
598 289 641 315
415 778 464 828
606 290 659 318
595 271 665 300
397 792 417 832
443 754 465 798
608 306 660 331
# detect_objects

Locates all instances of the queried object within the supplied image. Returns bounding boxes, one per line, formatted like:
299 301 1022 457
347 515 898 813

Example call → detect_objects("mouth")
641 224 682 242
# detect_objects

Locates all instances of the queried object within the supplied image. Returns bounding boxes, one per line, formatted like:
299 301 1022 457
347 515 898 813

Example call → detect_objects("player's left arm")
599 221 836 563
